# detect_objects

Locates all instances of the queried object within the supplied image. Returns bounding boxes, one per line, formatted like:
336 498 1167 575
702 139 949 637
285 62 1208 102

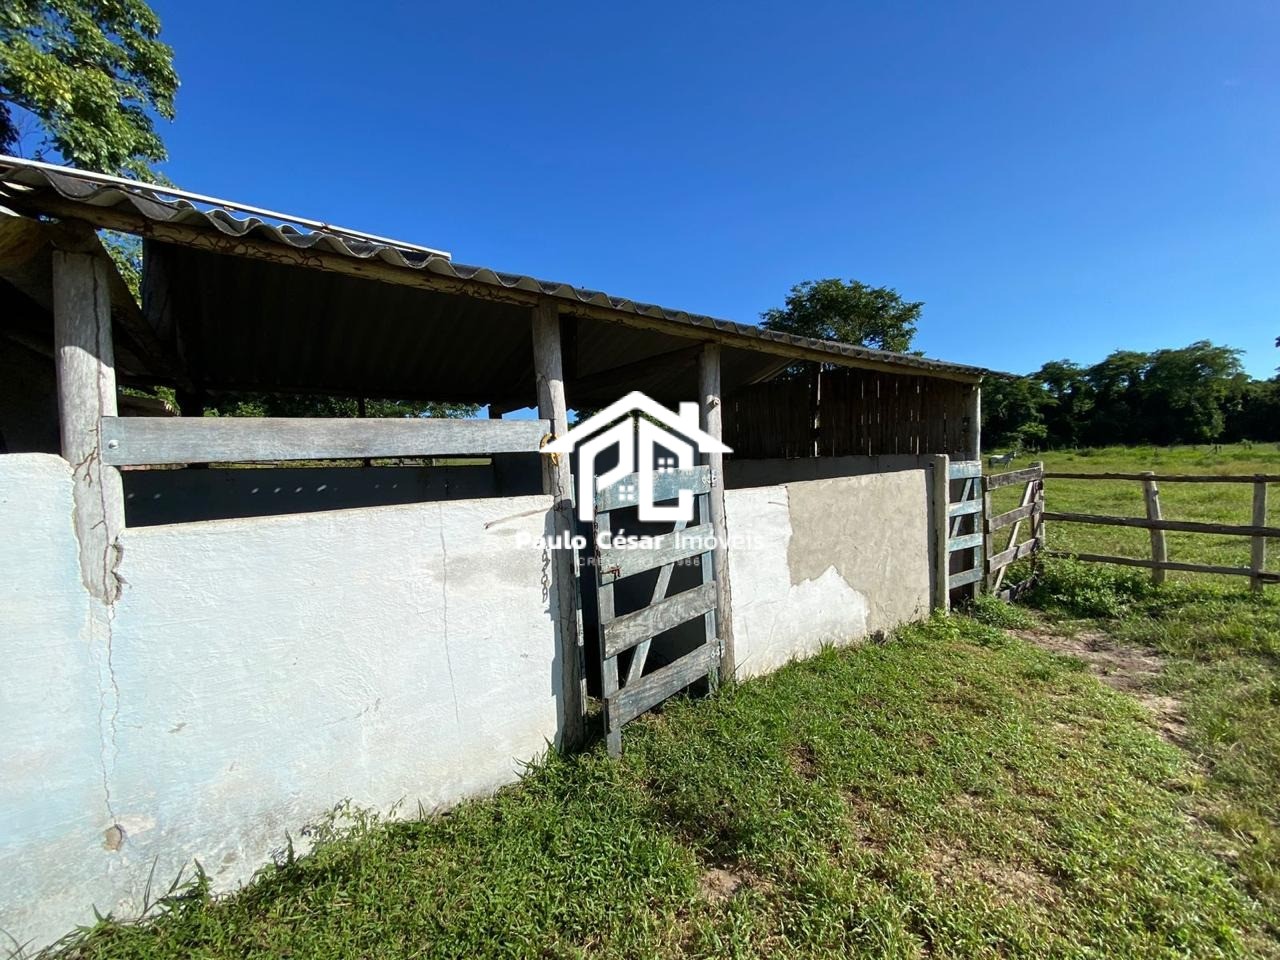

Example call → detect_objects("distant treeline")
982 341 1280 451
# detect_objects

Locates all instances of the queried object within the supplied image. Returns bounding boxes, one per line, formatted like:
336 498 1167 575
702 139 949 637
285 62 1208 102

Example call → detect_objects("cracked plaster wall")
0 454 559 950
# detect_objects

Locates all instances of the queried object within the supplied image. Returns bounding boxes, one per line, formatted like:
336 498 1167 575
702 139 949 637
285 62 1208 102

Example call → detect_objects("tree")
761 279 922 353
0 0 178 179
1138 342 1246 444
1082 349 1148 446
1032 360 1092 448
1226 377 1280 442
983 341 1264 450
982 375 1048 451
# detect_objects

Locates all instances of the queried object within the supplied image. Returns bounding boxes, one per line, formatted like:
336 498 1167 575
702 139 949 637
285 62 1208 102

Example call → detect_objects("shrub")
970 593 1037 629
1024 558 1156 619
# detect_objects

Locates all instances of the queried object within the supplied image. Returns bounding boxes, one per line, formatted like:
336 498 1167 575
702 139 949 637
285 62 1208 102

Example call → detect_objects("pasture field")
986 443 1280 581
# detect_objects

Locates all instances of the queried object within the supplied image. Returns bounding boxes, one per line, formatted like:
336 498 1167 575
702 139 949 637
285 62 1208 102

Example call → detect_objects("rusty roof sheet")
0 156 988 382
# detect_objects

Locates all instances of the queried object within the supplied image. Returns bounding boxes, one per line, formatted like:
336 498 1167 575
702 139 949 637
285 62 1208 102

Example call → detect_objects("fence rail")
100 415 550 465
1043 471 1274 592
1044 471 1280 484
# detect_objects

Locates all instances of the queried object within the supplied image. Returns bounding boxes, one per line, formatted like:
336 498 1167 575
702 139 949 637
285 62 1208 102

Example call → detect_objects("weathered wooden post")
52 232 124 602
931 454 951 612
699 343 736 680
531 300 585 749
1141 472 1167 585
1252 479 1269 594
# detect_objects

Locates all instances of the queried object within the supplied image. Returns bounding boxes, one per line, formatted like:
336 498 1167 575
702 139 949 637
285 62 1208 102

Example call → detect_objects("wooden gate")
983 462 1045 598
946 460 985 600
593 466 721 756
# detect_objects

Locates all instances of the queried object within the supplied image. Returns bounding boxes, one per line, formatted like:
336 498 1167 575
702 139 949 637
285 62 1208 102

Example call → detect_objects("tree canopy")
0 0 178 179
983 340 1277 450
761 279 922 353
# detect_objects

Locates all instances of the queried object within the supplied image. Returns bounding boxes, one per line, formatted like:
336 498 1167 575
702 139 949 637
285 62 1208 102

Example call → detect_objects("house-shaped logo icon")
542 391 732 523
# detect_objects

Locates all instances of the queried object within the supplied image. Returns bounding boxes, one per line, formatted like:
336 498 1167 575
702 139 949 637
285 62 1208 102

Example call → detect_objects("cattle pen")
0 156 993 950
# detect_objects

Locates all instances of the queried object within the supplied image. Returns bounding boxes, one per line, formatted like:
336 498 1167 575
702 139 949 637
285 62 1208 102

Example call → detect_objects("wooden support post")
1252 479 1269 594
532 300 584 750
807 362 820 457
1141 472 1167 585
53 242 124 602
931 454 951 612
699 343 736 681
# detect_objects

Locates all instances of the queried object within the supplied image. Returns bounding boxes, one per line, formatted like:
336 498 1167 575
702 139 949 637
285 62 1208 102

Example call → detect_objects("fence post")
931 455 951 612
532 300 585 751
699 343 736 680
1252 479 1269 594
981 476 994 593
1141 472 1167 585
1032 465 1045 557
53 239 125 603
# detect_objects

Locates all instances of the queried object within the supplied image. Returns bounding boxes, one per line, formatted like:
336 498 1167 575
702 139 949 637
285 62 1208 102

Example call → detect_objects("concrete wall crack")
435 504 463 731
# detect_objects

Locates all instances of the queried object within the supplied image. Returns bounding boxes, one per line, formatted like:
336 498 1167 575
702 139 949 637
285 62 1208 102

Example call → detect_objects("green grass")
48 609 1275 959
986 443 1280 581
1021 559 1280 928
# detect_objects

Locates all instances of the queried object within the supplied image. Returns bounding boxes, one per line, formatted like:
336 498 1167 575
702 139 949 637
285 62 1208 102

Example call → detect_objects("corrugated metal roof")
0 157 988 383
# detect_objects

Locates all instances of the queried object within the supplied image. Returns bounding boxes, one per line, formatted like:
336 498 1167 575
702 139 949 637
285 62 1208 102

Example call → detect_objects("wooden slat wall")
724 367 971 459
722 373 812 459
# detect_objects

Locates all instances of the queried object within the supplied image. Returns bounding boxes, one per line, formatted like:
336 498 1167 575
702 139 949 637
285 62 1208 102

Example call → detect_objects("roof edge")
0 156 991 384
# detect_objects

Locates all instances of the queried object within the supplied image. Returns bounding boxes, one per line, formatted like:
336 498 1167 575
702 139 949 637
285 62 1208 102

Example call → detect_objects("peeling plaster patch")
723 486 870 679
783 473 931 634
103 824 125 851
724 471 932 680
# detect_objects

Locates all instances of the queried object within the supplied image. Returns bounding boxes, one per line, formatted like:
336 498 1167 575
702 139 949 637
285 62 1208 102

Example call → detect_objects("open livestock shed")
0 156 988 949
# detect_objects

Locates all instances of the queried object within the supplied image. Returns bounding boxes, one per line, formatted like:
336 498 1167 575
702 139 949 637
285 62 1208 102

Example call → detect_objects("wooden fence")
1042 471 1279 592
983 462 1045 597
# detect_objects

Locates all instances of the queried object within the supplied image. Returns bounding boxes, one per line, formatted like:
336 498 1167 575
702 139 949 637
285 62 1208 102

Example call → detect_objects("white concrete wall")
724 470 933 679
0 454 559 950
0 455 105 947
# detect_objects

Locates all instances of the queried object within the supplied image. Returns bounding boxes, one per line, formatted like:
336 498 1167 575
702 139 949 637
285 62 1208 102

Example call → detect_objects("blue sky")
148 0 1277 378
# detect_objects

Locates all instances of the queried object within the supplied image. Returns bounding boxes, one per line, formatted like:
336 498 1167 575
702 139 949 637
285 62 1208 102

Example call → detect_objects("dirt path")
1010 628 1187 745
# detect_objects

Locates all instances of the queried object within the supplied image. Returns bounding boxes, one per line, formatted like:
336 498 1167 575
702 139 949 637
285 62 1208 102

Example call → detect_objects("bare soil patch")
698 867 744 903
1011 629 1187 744
922 838 1059 904
788 742 819 781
